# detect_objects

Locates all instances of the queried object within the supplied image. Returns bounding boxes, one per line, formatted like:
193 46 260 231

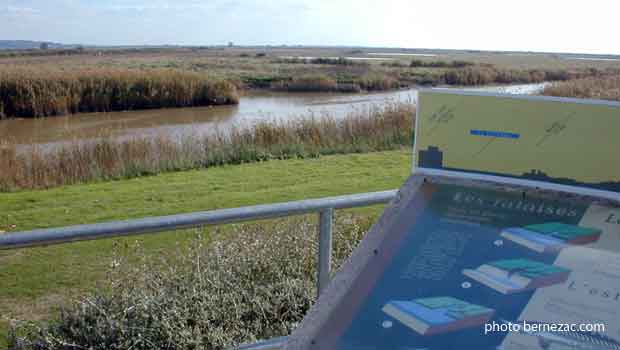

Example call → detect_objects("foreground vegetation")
0 102 414 191
542 74 620 101
9 216 370 349
0 68 239 118
0 149 412 348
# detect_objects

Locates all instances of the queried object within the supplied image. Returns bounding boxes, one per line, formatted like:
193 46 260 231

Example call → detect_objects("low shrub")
271 74 402 93
409 59 475 68
355 74 401 91
272 57 365 67
8 216 372 350
272 75 339 92
241 75 287 89
309 57 363 66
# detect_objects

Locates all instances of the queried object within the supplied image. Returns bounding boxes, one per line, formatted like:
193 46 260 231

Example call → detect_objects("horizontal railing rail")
0 190 397 251
0 189 398 350
235 336 288 350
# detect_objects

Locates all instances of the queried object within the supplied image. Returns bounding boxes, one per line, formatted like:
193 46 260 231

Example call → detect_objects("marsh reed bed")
257 66 592 92
0 68 239 119
262 56 612 90
0 102 415 191
0 53 615 114
542 74 620 101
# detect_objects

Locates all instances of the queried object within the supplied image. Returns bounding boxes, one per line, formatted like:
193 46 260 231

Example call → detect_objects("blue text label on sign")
470 130 521 139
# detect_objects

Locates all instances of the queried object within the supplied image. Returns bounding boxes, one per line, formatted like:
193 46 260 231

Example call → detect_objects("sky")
1 0 619 55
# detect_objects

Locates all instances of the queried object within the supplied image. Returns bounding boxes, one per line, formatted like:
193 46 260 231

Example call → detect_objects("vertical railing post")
317 208 334 297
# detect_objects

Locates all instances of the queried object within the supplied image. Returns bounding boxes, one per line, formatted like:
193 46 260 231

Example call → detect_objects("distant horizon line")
1 40 620 57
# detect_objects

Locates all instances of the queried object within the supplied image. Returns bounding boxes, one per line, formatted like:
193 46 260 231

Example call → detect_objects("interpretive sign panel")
284 175 620 350
414 90 620 197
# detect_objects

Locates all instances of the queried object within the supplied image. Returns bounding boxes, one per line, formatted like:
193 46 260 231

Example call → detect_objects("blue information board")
285 176 620 350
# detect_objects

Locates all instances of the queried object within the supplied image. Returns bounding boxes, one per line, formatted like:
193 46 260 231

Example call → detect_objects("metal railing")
235 336 288 350
0 189 398 350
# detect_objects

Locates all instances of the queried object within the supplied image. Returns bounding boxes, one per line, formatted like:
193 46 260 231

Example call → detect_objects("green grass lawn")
0 149 412 347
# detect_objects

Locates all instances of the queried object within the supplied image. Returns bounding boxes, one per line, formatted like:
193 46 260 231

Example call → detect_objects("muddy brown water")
0 83 547 152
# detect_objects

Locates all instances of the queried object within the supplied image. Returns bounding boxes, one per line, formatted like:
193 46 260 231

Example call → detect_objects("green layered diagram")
500 223 602 253
463 259 571 295
382 297 495 336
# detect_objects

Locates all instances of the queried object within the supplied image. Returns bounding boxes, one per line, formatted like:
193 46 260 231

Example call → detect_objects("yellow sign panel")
415 90 620 194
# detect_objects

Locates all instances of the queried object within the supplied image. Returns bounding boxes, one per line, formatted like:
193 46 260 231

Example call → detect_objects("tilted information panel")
284 175 620 350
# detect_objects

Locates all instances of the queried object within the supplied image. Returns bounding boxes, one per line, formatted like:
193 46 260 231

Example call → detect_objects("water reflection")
0 83 547 152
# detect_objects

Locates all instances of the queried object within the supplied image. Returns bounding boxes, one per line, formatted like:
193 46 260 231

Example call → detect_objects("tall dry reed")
0 102 415 191
441 66 576 85
542 75 620 101
0 68 239 119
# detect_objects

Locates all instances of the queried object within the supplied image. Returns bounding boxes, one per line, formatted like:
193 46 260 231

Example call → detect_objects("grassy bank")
0 102 414 191
0 68 239 119
542 74 620 101
0 149 413 348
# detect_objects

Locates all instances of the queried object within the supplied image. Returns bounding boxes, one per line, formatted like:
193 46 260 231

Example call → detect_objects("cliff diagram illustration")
463 259 571 294
417 146 620 192
382 297 495 336
501 223 602 253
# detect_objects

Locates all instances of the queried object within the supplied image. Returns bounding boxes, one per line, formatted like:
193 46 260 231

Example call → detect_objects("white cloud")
0 0 618 54
7 5 39 13
3 4 40 17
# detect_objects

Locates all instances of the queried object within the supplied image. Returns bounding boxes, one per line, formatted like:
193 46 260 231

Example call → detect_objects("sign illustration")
415 91 620 195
